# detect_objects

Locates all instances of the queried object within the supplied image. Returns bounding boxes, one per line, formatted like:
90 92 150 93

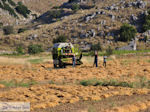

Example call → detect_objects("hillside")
0 0 149 52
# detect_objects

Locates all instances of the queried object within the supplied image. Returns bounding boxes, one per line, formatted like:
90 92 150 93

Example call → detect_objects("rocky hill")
0 0 150 52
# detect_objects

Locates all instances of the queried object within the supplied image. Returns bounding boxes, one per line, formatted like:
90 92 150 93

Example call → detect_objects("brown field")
0 54 150 112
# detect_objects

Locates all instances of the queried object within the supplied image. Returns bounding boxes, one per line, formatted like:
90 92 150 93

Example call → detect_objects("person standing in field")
103 56 107 67
93 51 98 67
72 54 76 67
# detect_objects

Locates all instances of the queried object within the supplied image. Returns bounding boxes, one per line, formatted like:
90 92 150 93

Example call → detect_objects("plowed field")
0 55 150 112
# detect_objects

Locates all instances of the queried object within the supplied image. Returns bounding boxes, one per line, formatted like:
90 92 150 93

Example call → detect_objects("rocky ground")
0 54 150 111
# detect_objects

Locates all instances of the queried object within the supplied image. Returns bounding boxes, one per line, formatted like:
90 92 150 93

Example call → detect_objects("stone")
98 31 105 37
90 13 96 19
117 40 137 51
121 6 125 9
142 30 150 37
137 0 146 9
114 6 119 11
101 20 106 25
126 2 133 7
109 14 115 21
26 34 38 40
100 11 106 15
85 16 90 22
131 14 138 21
91 29 96 37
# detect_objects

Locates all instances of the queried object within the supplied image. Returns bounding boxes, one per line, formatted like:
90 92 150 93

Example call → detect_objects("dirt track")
0 55 150 112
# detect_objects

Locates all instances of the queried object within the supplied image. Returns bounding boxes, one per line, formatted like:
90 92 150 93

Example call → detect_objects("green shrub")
53 6 60 9
119 23 137 42
143 10 150 31
80 78 99 86
0 79 37 87
3 2 18 17
48 10 61 18
71 3 80 12
0 2 3 9
28 44 43 54
16 46 24 54
2 0 7 2
91 42 102 51
53 35 67 43
8 0 16 6
80 79 134 88
3 25 14 35
15 2 31 18
28 58 43 64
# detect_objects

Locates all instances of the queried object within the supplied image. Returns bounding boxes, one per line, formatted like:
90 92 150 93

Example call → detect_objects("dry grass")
0 0 150 50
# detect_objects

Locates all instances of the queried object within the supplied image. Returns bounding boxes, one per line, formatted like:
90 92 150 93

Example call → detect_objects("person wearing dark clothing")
72 54 76 67
93 51 98 67
103 56 107 67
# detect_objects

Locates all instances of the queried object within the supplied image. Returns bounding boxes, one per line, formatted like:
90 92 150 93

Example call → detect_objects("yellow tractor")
52 43 83 68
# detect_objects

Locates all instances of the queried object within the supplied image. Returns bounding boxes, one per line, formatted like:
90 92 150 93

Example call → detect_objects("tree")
16 46 24 54
53 35 67 43
48 10 61 18
91 42 102 51
143 10 150 31
119 24 137 42
28 44 43 54
15 2 31 18
71 3 80 12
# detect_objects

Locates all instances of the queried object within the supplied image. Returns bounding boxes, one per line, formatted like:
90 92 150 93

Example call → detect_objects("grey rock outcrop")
117 40 137 51
131 14 138 21
80 29 96 38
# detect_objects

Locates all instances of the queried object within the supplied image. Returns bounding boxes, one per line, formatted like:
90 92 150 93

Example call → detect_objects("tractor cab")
52 43 82 68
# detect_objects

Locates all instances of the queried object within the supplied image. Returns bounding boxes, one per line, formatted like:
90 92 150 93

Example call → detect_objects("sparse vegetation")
47 10 61 18
88 106 96 112
91 42 102 51
83 49 150 56
80 79 134 88
28 58 44 64
8 0 16 6
143 9 150 31
15 2 31 18
1 2 18 17
28 44 44 54
16 46 24 55
0 79 37 87
71 3 80 12
119 24 137 42
80 78 150 89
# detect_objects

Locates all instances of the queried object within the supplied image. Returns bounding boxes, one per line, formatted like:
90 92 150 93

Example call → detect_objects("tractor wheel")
54 64 57 68
59 60 63 68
